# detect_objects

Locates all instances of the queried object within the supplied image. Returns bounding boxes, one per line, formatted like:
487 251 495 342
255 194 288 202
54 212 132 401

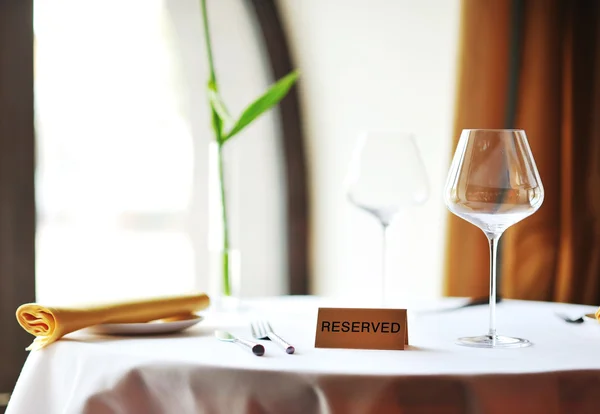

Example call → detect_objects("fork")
251 320 295 354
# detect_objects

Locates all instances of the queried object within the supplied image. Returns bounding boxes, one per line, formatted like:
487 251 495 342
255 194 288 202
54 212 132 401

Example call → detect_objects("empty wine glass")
345 131 429 306
444 129 544 348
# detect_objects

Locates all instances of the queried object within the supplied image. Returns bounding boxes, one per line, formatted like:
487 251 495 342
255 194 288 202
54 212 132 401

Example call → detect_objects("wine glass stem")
381 223 389 307
487 234 501 339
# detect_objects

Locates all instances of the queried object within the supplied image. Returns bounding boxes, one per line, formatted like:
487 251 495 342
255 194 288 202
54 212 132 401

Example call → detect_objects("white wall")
277 0 461 302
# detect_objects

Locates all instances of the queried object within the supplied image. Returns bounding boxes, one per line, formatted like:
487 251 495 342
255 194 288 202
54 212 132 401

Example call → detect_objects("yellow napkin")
16 293 210 350
596 307 600 322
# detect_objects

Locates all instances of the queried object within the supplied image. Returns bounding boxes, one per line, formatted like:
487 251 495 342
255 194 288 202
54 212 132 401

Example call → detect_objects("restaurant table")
6 296 600 414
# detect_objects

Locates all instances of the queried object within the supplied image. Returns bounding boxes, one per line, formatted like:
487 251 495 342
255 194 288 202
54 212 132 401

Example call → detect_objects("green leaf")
208 81 233 127
223 70 299 142
210 106 223 143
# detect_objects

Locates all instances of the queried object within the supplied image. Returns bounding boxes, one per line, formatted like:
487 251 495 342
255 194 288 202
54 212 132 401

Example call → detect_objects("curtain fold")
445 0 513 298
445 0 600 305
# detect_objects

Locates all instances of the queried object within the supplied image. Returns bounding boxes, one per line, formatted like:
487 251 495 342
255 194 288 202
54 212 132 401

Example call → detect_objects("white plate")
87 315 203 336
584 313 599 323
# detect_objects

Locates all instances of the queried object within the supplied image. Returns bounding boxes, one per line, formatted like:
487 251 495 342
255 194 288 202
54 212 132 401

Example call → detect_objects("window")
34 0 196 304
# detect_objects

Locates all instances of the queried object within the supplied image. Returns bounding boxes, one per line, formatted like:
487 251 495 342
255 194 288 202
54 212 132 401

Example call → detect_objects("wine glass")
444 129 544 348
345 131 429 307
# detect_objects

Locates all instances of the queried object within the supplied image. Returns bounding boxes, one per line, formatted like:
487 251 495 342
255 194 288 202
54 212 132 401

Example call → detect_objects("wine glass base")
456 335 532 348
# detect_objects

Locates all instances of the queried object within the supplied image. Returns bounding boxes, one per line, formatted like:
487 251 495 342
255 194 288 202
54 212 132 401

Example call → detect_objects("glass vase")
208 248 241 311
207 140 241 311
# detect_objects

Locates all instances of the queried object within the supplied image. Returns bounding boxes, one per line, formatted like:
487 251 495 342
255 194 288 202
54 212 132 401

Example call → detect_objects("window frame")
0 0 36 402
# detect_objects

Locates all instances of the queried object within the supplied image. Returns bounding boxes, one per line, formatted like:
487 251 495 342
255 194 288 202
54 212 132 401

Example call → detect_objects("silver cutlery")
555 312 585 324
214 330 265 356
251 320 295 354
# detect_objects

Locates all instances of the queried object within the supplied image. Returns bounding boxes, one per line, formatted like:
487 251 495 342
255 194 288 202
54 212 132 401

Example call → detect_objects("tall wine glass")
444 129 544 348
345 131 429 307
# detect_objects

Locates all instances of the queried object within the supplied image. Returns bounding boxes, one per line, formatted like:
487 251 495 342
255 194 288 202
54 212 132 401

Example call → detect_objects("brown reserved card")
314 308 409 350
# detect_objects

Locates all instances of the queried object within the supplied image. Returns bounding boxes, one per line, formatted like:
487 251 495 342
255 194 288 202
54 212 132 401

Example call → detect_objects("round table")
6 296 600 414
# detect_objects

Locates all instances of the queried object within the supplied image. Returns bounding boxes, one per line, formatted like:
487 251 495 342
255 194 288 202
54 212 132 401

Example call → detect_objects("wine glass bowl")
444 129 544 236
445 129 544 348
346 131 429 226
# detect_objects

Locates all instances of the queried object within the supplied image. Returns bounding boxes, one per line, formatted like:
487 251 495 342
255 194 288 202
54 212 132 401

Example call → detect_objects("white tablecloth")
6 297 600 414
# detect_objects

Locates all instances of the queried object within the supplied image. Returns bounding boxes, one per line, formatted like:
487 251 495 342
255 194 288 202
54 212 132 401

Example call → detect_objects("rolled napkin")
16 292 210 351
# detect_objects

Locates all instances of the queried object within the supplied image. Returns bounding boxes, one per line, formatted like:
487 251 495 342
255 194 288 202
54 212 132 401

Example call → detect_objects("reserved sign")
314 308 409 350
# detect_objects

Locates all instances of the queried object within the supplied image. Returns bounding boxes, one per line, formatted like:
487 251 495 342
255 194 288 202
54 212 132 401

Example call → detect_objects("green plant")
200 0 299 296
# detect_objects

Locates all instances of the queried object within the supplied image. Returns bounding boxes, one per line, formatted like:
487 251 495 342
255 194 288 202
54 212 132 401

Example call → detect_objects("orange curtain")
445 0 600 305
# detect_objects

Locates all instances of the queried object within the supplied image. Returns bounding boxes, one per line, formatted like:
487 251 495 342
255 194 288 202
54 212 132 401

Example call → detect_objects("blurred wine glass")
345 131 429 306
444 129 544 348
